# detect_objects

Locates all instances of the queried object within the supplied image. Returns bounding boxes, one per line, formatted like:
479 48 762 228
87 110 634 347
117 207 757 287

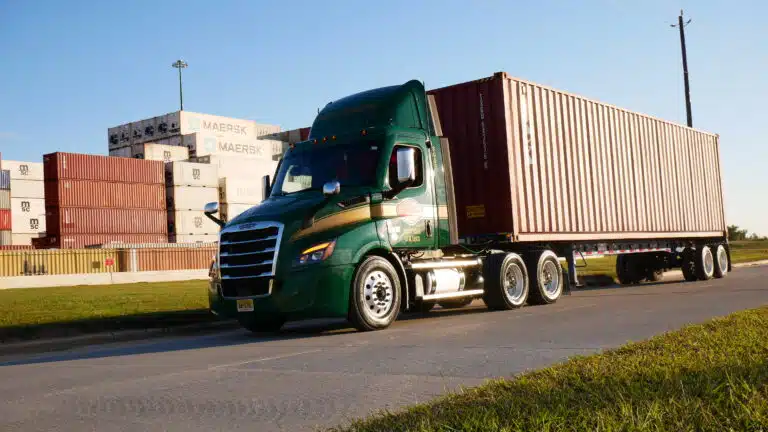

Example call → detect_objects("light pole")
671 10 692 127
172 59 188 111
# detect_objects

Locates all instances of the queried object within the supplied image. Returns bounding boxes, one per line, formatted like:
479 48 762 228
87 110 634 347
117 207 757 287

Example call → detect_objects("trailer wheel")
694 245 715 281
348 256 402 331
616 255 643 284
526 250 563 305
713 244 729 278
680 248 698 282
482 252 529 311
438 297 474 309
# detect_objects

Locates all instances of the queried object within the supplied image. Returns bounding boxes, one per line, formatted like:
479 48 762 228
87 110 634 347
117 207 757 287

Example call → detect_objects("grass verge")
332 305 768 432
0 280 217 342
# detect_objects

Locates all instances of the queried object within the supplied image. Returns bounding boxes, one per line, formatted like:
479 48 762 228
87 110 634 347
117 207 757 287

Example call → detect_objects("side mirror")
323 180 341 197
204 202 219 215
396 147 416 184
262 174 271 200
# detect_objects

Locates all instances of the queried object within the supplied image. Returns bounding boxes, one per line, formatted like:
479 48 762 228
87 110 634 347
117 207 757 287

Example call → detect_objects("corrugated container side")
168 210 220 235
0 190 9 208
108 146 133 158
129 247 217 271
169 234 219 244
10 179 44 199
165 161 219 187
34 234 168 249
218 177 263 204
0 170 9 190
0 244 34 250
166 186 218 211
45 180 166 209
142 143 189 162
1 160 44 180
0 248 120 276
0 209 10 230
0 230 11 245
428 72 726 241
45 208 168 235
221 203 254 222
10 198 46 234
43 152 165 184
193 155 278 181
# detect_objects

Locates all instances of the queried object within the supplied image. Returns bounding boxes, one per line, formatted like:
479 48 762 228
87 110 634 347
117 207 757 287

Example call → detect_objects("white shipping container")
194 155 278 180
10 179 44 199
1 160 44 181
218 177 264 205
185 131 280 160
11 233 44 246
221 203 255 222
142 143 189 162
10 198 46 234
165 161 219 187
0 231 10 245
166 186 218 211
108 146 133 158
0 190 9 208
168 210 219 235
140 117 158 142
169 234 219 244
108 123 132 150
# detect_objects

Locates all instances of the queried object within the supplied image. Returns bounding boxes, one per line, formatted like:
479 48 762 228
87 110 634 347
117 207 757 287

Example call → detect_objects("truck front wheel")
348 256 402 331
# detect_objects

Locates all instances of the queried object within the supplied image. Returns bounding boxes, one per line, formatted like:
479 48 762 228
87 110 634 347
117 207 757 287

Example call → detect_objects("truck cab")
206 79 494 332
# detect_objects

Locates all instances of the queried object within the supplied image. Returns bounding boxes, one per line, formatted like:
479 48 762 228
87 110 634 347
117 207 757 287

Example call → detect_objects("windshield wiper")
280 187 322 196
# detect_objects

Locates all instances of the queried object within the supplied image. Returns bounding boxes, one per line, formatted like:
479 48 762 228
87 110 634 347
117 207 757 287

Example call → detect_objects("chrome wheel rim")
541 260 561 298
717 246 728 273
703 247 714 275
363 270 394 318
503 262 526 304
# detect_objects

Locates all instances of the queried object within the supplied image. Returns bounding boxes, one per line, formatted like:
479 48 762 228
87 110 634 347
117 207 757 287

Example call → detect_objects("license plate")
236 299 254 312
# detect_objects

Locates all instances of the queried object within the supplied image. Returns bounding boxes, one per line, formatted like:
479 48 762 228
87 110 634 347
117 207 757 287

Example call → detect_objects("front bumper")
208 264 355 322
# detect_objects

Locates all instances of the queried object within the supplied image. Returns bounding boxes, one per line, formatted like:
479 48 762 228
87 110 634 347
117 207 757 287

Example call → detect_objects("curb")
0 319 241 358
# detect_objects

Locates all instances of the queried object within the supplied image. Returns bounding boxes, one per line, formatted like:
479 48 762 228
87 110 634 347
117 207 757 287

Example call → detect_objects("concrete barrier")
1 269 208 289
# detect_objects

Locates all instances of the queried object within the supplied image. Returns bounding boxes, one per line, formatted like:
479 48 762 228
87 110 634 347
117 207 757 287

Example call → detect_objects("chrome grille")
218 222 283 298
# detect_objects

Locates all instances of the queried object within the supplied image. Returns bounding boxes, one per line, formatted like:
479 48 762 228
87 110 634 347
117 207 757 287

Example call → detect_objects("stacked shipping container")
41 152 168 248
165 161 219 243
4 160 46 245
0 169 10 245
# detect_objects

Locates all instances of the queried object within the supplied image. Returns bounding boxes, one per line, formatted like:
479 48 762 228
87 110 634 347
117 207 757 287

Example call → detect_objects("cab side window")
388 144 424 189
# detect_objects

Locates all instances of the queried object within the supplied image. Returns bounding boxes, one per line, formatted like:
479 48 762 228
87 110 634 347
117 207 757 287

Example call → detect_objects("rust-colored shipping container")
45 208 168 235
0 209 10 230
428 72 726 242
45 180 166 209
116 247 216 271
43 152 164 184
0 245 34 250
33 234 168 249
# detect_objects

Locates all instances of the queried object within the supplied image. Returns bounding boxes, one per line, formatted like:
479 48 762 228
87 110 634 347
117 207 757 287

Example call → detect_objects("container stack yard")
0 168 10 245
5 160 46 245
39 152 169 248
165 160 220 243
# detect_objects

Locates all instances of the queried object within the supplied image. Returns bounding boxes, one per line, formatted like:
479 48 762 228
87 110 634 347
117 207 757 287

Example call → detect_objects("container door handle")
426 220 432 238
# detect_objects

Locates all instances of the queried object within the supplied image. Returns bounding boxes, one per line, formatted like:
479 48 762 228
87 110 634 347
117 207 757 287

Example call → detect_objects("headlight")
295 240 336 266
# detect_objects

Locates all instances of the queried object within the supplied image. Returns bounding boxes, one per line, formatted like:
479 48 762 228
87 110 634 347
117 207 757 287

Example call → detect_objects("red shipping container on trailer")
45 207 168 235
0 209 10 230
43 152 165 184
34 234 169 249
45 180 166 209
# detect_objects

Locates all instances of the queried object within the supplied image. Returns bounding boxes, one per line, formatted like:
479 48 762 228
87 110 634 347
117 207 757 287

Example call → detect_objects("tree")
728 225 748 241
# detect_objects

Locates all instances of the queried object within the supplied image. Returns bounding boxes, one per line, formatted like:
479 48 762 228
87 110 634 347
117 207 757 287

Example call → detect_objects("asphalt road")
2 266 767 432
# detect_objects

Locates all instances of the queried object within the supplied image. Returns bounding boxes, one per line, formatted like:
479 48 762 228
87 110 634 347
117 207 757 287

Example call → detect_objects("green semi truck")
204 72 730 332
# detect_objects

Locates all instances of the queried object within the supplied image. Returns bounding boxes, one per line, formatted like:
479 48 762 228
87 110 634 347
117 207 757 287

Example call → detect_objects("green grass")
729 240 768 264
332 305 768 432
0 280 213 342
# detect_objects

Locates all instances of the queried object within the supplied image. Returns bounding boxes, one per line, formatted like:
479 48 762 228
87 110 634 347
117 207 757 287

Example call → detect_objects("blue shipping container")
0 170 9 190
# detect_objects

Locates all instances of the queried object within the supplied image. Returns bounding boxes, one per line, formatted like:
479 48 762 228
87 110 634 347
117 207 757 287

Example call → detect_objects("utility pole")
172 59 188 111
671 10 692 127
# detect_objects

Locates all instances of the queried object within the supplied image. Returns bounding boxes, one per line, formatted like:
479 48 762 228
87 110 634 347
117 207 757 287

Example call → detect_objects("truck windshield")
271 142 381 195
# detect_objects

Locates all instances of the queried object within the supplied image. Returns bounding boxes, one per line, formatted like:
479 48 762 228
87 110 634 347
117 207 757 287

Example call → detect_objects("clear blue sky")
1 0 766 235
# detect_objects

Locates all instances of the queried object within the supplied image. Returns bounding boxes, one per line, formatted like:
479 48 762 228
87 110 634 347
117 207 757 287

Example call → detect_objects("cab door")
382 139 438 250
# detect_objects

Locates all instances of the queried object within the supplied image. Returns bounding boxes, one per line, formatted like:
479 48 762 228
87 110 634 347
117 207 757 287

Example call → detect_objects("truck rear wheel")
694 245 715 281
713 244 729 278
526 250 563 305
348 256 402 331
681 248 698 282
482 252 529 311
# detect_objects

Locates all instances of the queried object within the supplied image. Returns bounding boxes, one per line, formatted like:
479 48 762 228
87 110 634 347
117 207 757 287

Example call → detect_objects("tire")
348 256 402 331
713 244 729 279
616 254 644 285
482 252 529 311
240 318 285 334
694 245 715 281
680 248 697 282
526 250 564 305
438 297 474 309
